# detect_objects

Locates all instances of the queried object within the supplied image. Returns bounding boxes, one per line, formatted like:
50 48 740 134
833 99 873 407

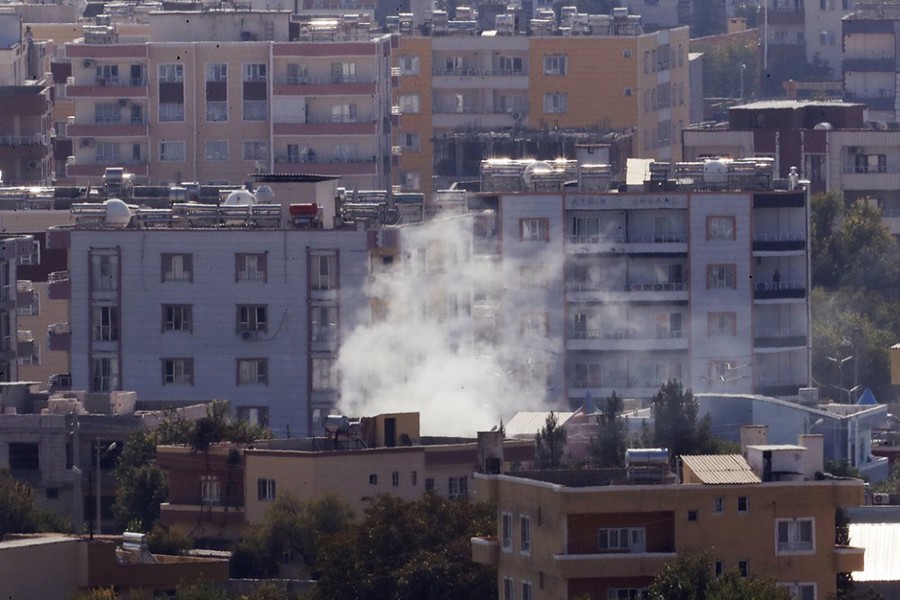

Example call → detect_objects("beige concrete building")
391 9 690 196
472 442 865 600
63 11 394 190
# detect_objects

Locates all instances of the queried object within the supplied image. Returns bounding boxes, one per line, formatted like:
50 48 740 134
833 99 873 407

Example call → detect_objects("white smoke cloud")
337 214 563 436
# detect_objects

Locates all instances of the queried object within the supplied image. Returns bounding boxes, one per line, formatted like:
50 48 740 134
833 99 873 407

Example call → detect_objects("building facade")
392 9 690 197
842 3 900 120
48 200 370 438
63 10 394 190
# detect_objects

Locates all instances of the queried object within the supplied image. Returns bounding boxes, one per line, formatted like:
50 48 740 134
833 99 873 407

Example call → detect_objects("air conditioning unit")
873 492 890 505
82 59 94 68
26 160 38 170
118 99 128 107
240 330 258 341
80 138 94 147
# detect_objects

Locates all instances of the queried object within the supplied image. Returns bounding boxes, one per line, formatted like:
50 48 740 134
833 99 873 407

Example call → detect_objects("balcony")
47 322 70 352
16 330 34 359
567 330 688 352
568 379 666 399
566 281 689 303
840 168 900 192
753 329 808 349
65 76 148 98
833 546 865 573
66 120 149 138
553 552 677 579
272 118 377 137
567 234 688 255
432 68 528 90
49 372 72 392
272 75 377 96
66 158 148 178
16 281 34 308
48 271 70 300
753 281 806 301
752 232 805 253
0 134 49 147
272 156 377 176
471 536 499 566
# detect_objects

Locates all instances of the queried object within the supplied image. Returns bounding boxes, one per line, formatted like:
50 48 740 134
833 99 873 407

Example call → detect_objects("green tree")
647 551 792 600
535 411 568 468
312 494 496 600
588 393 627 468
651 380 717 460
0 469 70 537
699 42 759 99
230 493 353 579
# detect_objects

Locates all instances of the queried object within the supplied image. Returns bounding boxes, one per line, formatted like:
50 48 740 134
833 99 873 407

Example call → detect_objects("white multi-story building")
473 158 811 407
63 10 395 190
47 199 369 437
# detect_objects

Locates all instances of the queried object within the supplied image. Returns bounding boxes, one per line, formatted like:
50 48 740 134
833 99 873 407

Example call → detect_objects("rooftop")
681 454 762 485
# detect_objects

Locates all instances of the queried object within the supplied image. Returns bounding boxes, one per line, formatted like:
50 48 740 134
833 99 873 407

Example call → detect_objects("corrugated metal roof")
681 454 761 485
505 411 574 438
849 522 900 581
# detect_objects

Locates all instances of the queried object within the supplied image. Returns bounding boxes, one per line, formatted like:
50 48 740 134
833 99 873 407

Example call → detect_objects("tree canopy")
311 493 496 600
588 393 628 468
651 380 721 460
646 551 792 600
535 411 568 468
0 469 70 537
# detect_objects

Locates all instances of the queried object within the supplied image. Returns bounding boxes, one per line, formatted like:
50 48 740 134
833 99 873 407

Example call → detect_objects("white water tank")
104 198 132 228
703 159 728 186
224 190 256 206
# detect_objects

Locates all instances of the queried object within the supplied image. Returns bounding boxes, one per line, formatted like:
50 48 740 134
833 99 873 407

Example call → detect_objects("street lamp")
827 354 854 403
96 441 117 535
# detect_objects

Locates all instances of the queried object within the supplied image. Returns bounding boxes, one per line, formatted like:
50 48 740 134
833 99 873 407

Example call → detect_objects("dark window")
46 487 59 499
369 474 378 485
688 510 698 522
425 478 435 491
737 496 748 512
8 442 39 470
738 560 749 577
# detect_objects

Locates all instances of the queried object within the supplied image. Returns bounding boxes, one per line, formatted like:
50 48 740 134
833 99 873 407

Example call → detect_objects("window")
738 560 749 577
779 583 815 600
331 103 357 123
398 55 420 75
707 264 736 289
520 515 531 553
95 142 120 163
243 63 267 82
159 141 185 162
522 582 533 600
713 496 724 514
257 478 276 500
425 478 434 491
400 132 420 151
369 474 378 485
159 102 185 122
391 471 400 487
543 92 568 114
715 561 724 577
159 64 183 83
236 253 266 282
708 312 736 337
777 519 814 553
543 54 567 75
737 496 748 512
311 253 337 290
448 476 468 500
92 306 119 342
204 140 228 161
608 590 646 600
237 406 268 427
573 362 602 388
707 216 735 240
333 143 357 161
8 442 39 471
311 305 337 343
399 94 420 114
504 577 515 600
312 356 337 391
286 62 308 84
96 64 119 85
162 253 192 281
163 304 192 332
162 358 193 385
92 357 119 392
206 101 227 122
624 88 632 96
520 218 549 241
502 513 513 550
243 140 268 161
91 252 118 291
242 100 268 121
238 358 268 384
598 528 645 552
411 471 417 485
331 61 357 83
200 474 220 505
819 30 836 45
520 313 548 336
206 63 227 82
237 305 267 332
94 102 120 124
623 49 632 58
688 510 698 522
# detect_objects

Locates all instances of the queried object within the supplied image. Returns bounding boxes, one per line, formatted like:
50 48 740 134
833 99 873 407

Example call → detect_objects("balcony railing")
0 134 49 146
273 75 374 85
567 234 687 244
433 68 526 77
566 281 687 293
753 329 808 348
753 232 804 242
568 329 683 340
275 155 376 164
94 77 147 87
843 165 893 174
753 281 805 299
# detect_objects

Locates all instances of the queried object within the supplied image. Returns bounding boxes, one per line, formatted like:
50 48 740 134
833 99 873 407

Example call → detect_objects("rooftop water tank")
104 198 132 228
224 190 256 206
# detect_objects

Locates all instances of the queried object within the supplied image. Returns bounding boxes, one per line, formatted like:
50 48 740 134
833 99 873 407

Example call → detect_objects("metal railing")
433 68 526 77
567 234 687 244
754 280 804 291
0 134 48 146
565 281 688 292
568 329 684 340
752 232 805 242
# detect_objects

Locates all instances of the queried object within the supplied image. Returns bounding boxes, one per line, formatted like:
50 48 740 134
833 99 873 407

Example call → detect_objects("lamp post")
96 441 117 535
740 63 747 100
827 354 854 403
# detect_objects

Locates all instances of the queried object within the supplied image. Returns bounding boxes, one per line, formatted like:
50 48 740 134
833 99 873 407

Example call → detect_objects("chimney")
798 434 824 479
740 425 768 456
477 430 504 474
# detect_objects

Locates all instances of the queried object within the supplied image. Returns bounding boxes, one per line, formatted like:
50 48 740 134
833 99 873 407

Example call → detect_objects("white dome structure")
224 190 256 206
104 198 132 228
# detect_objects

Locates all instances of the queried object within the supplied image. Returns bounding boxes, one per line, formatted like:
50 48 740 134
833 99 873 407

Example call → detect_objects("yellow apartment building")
392 11 690 197
472 451 865 600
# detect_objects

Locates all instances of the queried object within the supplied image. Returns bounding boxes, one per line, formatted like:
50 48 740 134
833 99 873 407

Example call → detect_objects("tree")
588 393 627 468
312 494 497 600
0 469 70 537
651 380 718 460
230 493 354 579
535 411 568 468
646 551 792 600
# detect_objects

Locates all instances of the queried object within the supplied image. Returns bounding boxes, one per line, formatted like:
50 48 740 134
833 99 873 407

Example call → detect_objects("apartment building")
683 100 900 235
63 10 394 190
158 414 535 541
391 8 690 196
471 443 865 600
761 0 852 82
467 156 810 408
842 2 900 120
0 11 54 185
46 195 370 438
